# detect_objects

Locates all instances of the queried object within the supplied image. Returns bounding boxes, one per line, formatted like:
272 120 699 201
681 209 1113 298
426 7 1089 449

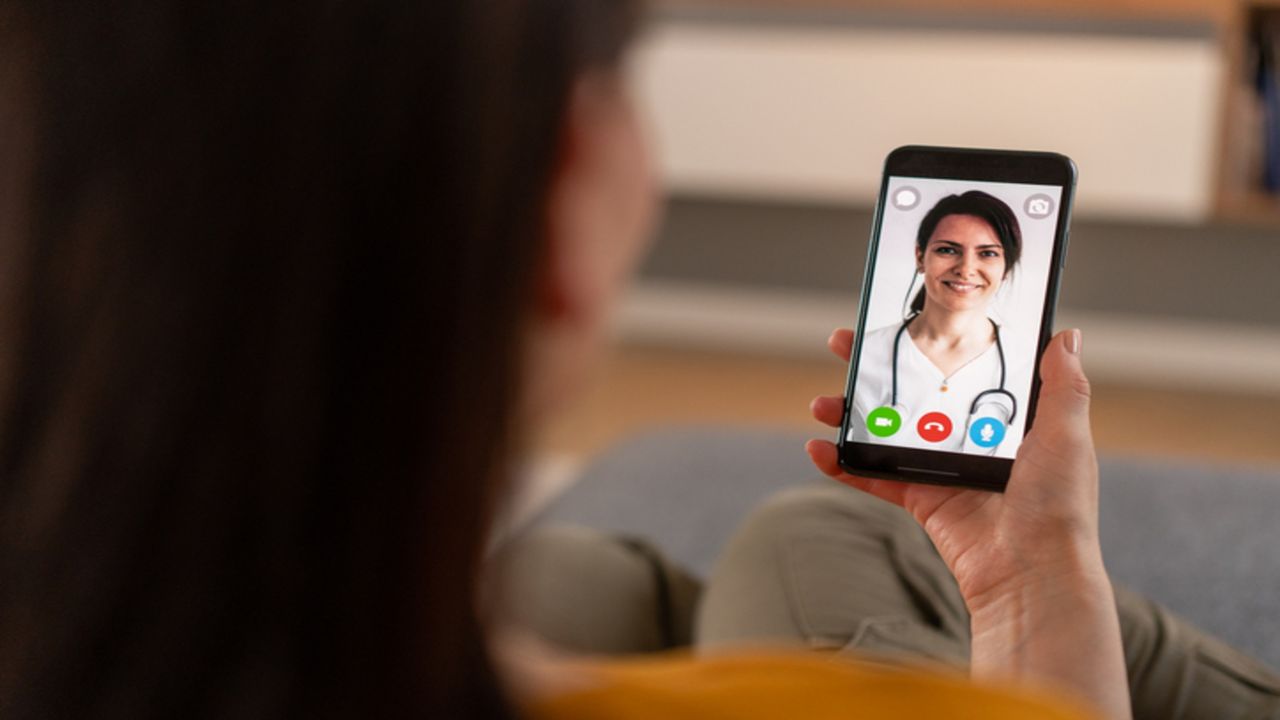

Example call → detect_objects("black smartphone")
837 146 1076 491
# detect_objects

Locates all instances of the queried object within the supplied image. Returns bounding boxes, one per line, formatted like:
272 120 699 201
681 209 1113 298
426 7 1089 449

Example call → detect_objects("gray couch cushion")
533 426 1280 668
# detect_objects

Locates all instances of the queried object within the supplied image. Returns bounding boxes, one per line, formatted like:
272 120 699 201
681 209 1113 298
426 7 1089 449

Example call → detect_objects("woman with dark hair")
908 191 1023 317
2 2 1272 719
849 190 1028 454
0 2 650 717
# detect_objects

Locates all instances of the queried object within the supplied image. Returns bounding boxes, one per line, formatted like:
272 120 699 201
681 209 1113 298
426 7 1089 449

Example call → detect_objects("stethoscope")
890 315 1017 451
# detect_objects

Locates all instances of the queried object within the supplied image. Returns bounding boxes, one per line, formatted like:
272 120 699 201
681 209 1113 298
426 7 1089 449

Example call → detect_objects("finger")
805 439 909 508
827 328 854 362
804 438 844 478
1036 329 1091 424
809 395 845 427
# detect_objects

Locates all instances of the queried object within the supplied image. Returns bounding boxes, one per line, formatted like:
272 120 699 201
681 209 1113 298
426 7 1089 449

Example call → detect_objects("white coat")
846 322 1030 459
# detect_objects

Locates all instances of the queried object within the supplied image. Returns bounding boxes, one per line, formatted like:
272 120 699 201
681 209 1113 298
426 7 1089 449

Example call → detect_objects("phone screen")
845 175 1064 462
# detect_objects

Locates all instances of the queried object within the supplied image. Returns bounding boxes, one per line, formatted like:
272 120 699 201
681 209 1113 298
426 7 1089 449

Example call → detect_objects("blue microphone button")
969 417 1007 448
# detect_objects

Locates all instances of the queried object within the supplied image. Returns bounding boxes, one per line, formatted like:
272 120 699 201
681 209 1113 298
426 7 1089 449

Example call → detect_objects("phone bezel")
836 145 1077 492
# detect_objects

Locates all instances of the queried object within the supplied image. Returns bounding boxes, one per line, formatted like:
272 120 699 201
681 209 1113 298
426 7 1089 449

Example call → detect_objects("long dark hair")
0 2 642 717
908 190 1022 316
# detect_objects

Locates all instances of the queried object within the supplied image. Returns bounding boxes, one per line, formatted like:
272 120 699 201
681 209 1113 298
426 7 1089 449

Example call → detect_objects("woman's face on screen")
917 213 1006 314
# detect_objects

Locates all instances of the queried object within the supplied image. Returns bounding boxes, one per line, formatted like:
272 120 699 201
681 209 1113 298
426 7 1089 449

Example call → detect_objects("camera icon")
1024 194 1055 219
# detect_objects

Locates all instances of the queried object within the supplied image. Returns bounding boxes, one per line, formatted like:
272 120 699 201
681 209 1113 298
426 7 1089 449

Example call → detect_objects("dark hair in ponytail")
908 190 1022 316
0 1 644 718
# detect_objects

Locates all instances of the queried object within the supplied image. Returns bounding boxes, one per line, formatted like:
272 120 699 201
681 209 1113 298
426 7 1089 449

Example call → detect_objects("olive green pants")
498 483 1280 719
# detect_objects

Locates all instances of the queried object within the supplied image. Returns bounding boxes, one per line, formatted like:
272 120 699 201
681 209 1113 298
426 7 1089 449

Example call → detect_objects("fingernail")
1066 329 1082 355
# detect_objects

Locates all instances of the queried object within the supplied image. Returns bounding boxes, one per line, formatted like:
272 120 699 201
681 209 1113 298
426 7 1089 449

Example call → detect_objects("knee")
492 526 651 618
491 526 697 654
729 482 913 552
496 525 621 572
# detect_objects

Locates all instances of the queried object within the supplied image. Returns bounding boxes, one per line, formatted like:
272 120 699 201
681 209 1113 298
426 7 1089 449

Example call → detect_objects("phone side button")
1061 231 1070 269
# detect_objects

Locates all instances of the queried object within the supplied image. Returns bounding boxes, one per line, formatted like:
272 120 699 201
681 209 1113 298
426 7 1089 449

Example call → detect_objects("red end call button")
917 412 953 443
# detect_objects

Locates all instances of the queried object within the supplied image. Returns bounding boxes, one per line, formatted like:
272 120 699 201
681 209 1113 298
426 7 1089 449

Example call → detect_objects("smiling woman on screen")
850 191 1026 454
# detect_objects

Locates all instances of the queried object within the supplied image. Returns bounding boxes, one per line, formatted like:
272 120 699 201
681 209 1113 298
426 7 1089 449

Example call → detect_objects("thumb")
1035 329 1091 424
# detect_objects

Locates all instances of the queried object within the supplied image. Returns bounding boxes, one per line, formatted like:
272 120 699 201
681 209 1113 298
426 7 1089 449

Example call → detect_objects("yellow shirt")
527 651 1095 720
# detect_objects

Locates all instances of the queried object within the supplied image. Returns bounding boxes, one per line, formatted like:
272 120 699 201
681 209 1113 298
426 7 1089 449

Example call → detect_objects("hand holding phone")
809 328 1131 719
810 326 1098 591
809 148 1128 715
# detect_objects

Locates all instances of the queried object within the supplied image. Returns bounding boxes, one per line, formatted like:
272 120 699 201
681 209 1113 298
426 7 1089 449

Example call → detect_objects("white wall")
635 20 1223 222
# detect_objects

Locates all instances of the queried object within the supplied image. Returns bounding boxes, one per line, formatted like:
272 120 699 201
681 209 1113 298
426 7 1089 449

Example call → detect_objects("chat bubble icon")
891 186 920 211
